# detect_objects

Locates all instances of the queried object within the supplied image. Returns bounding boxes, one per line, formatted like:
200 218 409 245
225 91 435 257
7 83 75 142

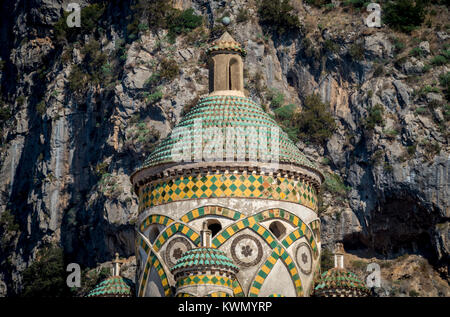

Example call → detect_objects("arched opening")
269 221 286 239
148 225 161 244
206 219 222 237
209 59 215 93
229 57 241 91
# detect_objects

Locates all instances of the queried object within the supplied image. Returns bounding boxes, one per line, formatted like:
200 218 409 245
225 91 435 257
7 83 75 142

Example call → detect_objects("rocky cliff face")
0 0 448 297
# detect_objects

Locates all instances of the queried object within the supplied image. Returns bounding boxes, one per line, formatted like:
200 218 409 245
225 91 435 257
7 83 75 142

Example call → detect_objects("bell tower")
207 32 246 97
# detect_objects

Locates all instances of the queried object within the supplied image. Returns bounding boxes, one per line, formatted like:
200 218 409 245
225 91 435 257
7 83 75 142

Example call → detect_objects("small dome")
171 247 239 276
314 268 370 297
86 276 134 297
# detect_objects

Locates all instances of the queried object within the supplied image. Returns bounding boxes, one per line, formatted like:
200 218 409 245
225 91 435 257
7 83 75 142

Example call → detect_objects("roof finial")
334 242 345 269
112 252 121 276
201 222 212 247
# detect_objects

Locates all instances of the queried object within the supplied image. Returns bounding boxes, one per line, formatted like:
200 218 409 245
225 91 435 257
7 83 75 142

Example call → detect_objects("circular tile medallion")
231 234 263 268
295 242 312 275
165 237 192 268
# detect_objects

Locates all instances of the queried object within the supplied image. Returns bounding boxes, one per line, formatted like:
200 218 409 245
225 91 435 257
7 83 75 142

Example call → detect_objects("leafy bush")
159 58 179 81
258 0 301 36
324 172 349 196
343 0 368 8
167 8 203 40
430 55 447 66
294 94 336 146
305 0 333 7
236 8 250 23
36 100 46 116
364 104 385 130
320 248 334 272
439 72 450 100
373 64 385 77
54 4 105 44
383 0 426 33
266 88 285 108
274 103 296 120
21 245 71 297
0 103 11 125
349 42 365 61
409 46 426 57
0 209 19 232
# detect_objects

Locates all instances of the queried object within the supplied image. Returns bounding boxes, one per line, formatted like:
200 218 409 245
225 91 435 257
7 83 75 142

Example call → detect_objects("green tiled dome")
87 276 134 297
171 247 239 274
314 268 370 297
142 95 319 172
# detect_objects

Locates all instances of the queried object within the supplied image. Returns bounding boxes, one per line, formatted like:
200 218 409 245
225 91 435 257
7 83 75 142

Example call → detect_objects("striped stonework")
136 206 320 297
176 275 234 288
249 246 303 297
138 173 318 212
180 205 246 223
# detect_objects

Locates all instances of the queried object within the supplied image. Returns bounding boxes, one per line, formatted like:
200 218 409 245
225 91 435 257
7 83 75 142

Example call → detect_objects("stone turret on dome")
170 223 238 297
87 253 135 297
313 243 370 297
131 28 324 297
131 30 324 197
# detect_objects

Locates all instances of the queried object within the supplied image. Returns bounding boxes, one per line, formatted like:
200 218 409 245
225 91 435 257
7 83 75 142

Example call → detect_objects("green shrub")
0 210 19 232
144 88 163 104
415 106 428 115
36 100 46 116
383 0 426 33
430 55 447 66
266 88 285 108
167 8 203 40
439 72 450 100
274 103 296 120
320 248 334 272
305 0 334 8
343 0 368 8
324 172 349 196
373 64 385 77
294 94 336 146
349 42 365 61
258 0 301 36
53 4 105 44
407 144 417 156
21 245 71 297
409 289 420 297
324 39 339 54
16 95 25 106
68 65 87 93
364 104 385 130
0 103 11 124
236 8 250 23
409 46 426 57
393 37 405 55
159 58 179 81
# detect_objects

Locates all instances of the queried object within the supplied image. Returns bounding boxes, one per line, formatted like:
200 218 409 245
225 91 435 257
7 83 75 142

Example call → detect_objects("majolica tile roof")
142 95 319 172
314 268 370 296
171 247 239 275
206 31 246 56
86 276 134 297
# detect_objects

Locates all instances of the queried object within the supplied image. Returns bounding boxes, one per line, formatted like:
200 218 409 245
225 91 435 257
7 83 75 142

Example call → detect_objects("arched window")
229 57 241 91
269 221 286 239
209 59 216 93
148 225 161 244
206 219 222 237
